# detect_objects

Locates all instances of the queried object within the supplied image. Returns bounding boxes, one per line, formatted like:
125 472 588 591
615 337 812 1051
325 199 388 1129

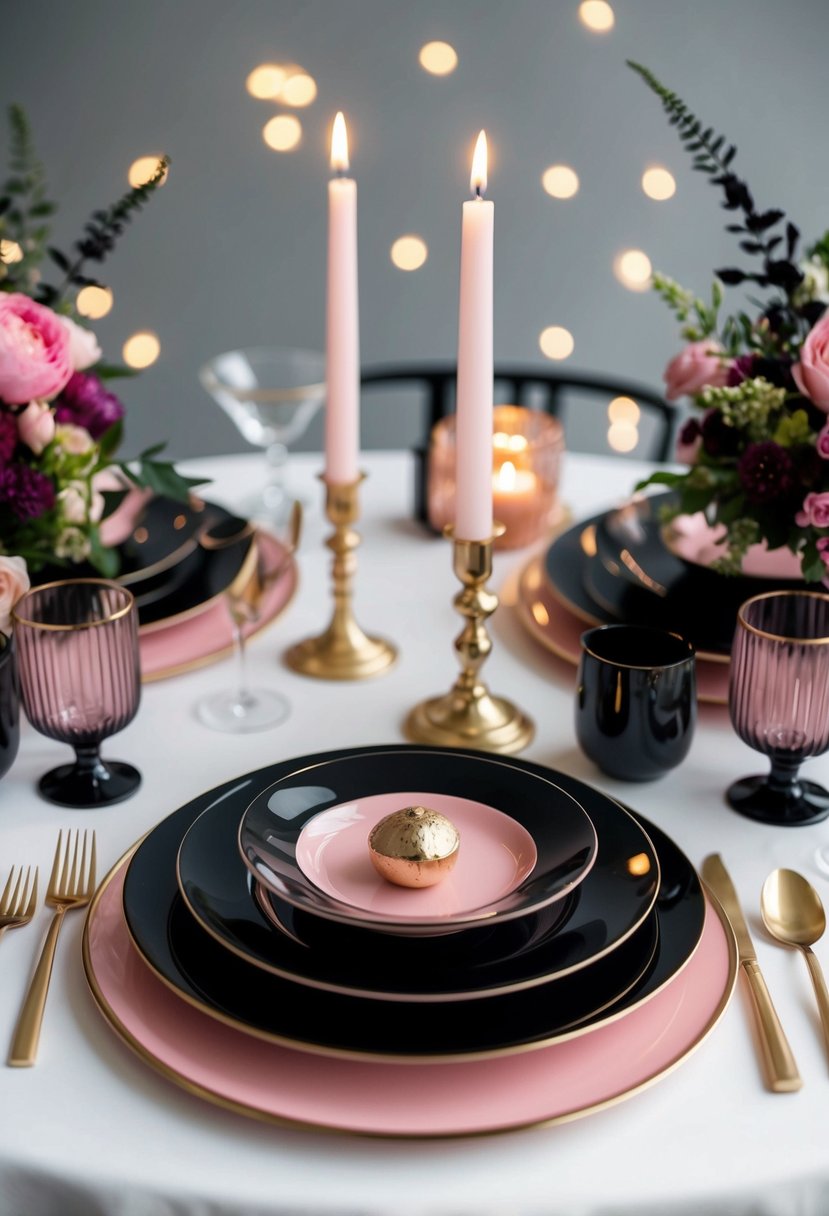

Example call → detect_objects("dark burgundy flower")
54 372 125 440
701 409 741 458
0 462 56 520
753 356 796 391
727 355 756 387
737 441 795 505
0 411 17 465
679 417 701 445
791 443 823 488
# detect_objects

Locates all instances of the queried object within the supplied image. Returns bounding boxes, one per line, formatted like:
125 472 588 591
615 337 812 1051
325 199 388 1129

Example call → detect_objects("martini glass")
200 347 325 526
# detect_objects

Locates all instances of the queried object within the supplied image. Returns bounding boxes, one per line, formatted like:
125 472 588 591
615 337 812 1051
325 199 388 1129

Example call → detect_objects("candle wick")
474 185 483 200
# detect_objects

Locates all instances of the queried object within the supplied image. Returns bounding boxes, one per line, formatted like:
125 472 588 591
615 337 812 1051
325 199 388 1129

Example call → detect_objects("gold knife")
702 854 802 1092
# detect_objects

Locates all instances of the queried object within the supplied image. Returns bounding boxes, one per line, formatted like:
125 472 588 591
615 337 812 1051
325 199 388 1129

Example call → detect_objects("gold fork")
8 830 96 1067
0 867 38 942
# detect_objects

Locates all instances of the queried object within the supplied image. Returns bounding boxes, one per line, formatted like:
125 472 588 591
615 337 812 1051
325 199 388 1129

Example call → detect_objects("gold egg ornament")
368 806 460 888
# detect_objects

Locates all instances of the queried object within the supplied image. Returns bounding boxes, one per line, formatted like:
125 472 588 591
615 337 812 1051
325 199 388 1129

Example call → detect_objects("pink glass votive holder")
427 405 565 549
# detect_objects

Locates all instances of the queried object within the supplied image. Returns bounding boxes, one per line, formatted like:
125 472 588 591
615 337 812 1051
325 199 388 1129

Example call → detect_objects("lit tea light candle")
492 459 539 547
455 130 494 541
325 112 359 484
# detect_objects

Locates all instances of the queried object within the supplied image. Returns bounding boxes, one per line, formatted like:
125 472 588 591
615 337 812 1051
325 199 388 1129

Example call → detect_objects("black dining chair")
359 362 678 526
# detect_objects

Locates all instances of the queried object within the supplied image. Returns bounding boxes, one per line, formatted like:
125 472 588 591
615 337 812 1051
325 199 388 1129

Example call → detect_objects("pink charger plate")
83 857 737 1138
515 556 729 706
139 531 297 682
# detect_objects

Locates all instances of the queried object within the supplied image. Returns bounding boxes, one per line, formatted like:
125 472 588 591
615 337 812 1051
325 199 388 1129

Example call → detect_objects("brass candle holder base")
404 529 534 755
284 475 397 681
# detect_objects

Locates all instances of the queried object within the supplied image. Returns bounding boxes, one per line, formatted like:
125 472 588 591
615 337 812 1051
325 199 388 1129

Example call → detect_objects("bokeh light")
246 64 287 100
128 157 168 188
390 235 428 271
263 115 303 152
123 331 160 369
542 164 579 199
76 285 113 319
642 166 676 201
608 396 641 425
579 1 615 31
608 421 639 452
539 326 575 360
281 72 317 107
418 41 458 75
614 248 652 291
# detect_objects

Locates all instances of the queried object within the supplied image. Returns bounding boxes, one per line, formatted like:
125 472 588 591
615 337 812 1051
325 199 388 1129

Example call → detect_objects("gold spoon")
761 868 829 1063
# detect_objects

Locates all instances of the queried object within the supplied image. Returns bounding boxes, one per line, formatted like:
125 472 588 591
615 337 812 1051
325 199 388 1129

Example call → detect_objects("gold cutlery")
761 868 829 1065
0 866 38 942
702 853 802 1093
8 830 96 1067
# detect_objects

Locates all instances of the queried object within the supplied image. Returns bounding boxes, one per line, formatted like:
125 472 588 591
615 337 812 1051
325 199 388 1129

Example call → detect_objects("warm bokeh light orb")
418 41 458 75
128 157 168 188
246 64 287 100
642 166 676 201
614 249 652 291
76 285 113 319
390 235 428 271
579 0 615 31
542 164 579 199
281 72 317 107
608 396 641 425
263 115 302 152
0 240 23 264
539 326 575 361
123 331 160 369
608 421 639 452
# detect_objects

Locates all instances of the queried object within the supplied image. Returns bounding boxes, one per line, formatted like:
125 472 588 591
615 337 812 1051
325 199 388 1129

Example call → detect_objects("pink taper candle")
325 112 360 484
454 130 494 541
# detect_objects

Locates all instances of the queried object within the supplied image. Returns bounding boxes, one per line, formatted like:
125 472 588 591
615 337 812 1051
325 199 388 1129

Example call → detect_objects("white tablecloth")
2 449 829 1216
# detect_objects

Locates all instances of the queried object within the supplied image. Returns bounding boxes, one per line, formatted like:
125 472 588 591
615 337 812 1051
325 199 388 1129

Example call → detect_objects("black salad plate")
236 749 598 934
177 769 657 1000
122 747 706 1062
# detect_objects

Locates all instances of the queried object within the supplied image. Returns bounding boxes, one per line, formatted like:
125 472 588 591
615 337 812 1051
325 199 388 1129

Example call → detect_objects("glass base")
38 759 142 808
196 688 290 734
727 774 829 826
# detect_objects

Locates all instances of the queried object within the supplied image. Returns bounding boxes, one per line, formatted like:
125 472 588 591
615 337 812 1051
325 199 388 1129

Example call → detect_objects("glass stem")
73 744 108 781
768 753 804 800
233 616 255 710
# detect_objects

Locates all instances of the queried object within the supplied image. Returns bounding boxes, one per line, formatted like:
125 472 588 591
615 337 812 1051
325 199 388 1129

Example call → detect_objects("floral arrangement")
0 105 197 592
629 63 829 582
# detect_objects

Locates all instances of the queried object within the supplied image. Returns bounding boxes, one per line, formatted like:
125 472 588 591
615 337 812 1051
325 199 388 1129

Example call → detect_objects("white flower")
58 315 102 371
57 482 88 525
54 527 91 562
54 423 94 456
793 257 829 308
0 555 30 635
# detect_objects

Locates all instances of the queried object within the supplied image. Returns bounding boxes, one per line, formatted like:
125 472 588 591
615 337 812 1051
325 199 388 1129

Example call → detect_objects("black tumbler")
575 624 696 781
0 632 20 781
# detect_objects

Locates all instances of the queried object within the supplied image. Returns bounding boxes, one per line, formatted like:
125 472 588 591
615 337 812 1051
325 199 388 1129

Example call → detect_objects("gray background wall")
5 0 829 462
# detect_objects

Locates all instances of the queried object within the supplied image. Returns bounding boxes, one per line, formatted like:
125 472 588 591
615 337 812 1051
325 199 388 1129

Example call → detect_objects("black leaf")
766 260 804 292
786 222 800 260
47 247 70 271
715 267 747 285
739 241 765 254
751 209 785 232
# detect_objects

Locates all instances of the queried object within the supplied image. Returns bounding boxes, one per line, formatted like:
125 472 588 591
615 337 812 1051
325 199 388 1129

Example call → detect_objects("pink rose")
0 294 73 405
17 400 56 455
58 316 102 372
796 492 829 528
793 314 829 410
674 434 702 465
0 555 30 635
663 341 731 402
818 425 829 459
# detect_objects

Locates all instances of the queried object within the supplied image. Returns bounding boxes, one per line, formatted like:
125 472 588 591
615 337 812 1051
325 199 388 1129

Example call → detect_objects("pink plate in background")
139 531 296 682
83 855 737 1138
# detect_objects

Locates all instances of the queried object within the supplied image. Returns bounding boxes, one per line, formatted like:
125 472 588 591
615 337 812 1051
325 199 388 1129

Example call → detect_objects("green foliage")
0 104 56 294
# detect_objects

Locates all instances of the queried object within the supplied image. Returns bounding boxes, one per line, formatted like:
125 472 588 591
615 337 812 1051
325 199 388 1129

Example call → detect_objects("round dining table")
1 447 828 1216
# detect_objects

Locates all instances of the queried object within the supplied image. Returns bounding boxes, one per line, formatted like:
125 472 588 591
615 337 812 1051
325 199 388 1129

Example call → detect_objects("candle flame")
496 460 516 490
331 111 349 172
470 130 488 197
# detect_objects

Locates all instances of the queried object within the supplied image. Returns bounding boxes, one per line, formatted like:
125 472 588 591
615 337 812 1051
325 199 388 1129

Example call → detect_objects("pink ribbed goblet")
12 580 141 807
728 590 829 826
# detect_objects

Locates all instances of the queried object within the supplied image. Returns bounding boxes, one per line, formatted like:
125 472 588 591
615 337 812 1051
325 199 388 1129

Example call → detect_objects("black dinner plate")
236 749 599 935
122 747 705 1062
177 762 658 1001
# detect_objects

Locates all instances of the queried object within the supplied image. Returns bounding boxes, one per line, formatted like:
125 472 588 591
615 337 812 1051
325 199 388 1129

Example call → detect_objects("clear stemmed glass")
12 580 142 807
728 590 829 828
194 504 300 734
200 347 325 527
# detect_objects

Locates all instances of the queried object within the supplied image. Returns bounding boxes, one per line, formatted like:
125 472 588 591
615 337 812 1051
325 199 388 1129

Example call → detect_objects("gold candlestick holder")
285 475 397 680
404 527 534 754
